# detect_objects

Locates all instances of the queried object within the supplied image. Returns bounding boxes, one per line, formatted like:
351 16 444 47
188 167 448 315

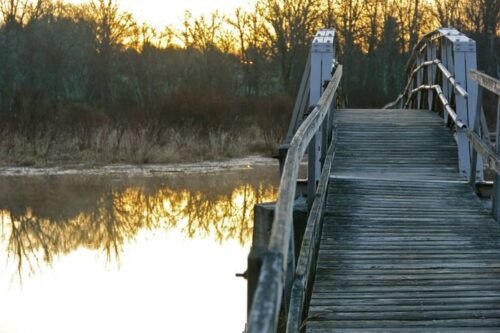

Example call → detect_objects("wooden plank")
307 318 500 328
310 302 500 312
307 309 500 320
309 328 500 333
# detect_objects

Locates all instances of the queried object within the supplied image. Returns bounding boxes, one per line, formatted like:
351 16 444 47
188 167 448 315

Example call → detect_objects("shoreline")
0 155 279 177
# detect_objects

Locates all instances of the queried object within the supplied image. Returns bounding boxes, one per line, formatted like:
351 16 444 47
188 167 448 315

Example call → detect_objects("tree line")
0 0 497 130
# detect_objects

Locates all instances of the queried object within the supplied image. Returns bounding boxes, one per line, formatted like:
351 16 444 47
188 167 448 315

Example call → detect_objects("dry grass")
0 124 282 166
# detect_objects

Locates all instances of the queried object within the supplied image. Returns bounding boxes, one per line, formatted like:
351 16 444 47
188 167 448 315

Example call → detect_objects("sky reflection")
0 167 278 333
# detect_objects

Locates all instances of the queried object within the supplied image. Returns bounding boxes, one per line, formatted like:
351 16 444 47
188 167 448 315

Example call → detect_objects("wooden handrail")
467 129 500 174
404 85 465 128
247 65 342 333
385 27 487 181
269 66 342 267
470 70 500 95
468 70 500 175
384 58 469 109
404 69 500 186
286 131 337 332
469 69 500 222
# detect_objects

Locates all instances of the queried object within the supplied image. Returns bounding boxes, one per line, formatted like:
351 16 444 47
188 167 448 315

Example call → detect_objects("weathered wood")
469 84 483 186
247 252 283 333
470 69 500 95
247 246 266 316
247 66 342 333
386 28 486 180
466 127 500 175
308 318 500 329
309 328 500 333
306 109 500 332
285 53 311 144
247 203 275 316
286 133 337 333
494 99 500 223
268 66 342 261
331 109 460 180
248 201 309 317
252 29 500 333
385 28 472 112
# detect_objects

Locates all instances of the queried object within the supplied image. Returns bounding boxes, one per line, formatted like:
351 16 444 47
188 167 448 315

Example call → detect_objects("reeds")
0 123 282 166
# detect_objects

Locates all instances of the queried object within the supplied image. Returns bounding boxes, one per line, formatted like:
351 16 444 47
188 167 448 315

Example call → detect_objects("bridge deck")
307 109 500 332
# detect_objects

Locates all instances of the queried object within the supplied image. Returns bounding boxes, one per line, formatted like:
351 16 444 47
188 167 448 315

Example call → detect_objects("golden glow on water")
0 169 278 333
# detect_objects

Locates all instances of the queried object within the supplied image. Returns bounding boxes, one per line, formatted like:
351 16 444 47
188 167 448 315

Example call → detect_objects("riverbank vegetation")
0 0 497 165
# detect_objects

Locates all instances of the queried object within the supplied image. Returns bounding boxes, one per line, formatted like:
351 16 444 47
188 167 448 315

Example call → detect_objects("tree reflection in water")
0 169 278 278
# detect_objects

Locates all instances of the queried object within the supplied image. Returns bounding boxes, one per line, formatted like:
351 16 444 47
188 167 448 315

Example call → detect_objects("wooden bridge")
245 28 500 332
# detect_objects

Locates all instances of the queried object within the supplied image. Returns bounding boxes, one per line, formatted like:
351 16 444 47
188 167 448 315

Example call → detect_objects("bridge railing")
247 64 342 333
386 27 500 222
385 28 484 181
469 70 500 222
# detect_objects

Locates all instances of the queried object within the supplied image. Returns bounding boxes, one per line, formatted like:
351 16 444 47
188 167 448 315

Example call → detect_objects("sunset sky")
67 0 254 29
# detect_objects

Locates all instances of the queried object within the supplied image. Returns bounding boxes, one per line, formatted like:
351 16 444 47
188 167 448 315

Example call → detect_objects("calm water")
0 165 279 333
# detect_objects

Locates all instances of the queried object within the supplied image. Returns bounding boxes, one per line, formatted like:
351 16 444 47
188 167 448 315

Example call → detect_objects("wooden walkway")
307 109 500 332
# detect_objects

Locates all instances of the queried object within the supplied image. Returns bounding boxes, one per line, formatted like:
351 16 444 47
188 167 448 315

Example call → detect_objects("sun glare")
66 0 254 30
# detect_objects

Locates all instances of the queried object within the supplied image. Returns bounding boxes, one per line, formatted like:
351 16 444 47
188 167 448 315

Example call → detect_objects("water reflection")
0 169 277 278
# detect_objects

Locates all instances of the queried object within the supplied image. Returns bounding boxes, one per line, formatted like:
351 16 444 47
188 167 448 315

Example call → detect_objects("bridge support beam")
308 29 335 209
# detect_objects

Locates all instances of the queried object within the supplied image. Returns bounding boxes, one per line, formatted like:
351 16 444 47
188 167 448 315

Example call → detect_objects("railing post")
416 54 424 109
326 91 336 142
426 41 437 109
470 86 483 188
279 55 313 176
308 29 334 209
494 99 500 223
442 28 483 180
284 227 295 312
440 38 453 123
463 45 484 182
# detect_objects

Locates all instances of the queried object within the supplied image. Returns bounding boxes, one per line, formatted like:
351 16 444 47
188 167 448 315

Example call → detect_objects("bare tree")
361 0 382 95
433 0 463 28
0 0 28 25
85 0 133 108
462 0 499 75
180 10 225 53
256 0 322 94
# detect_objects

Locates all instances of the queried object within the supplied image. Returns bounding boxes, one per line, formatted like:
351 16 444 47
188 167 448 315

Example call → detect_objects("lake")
0 160 279 333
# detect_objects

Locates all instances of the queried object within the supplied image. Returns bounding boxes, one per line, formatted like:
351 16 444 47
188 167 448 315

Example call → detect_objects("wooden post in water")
247 201 308 317
247 203 274 316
